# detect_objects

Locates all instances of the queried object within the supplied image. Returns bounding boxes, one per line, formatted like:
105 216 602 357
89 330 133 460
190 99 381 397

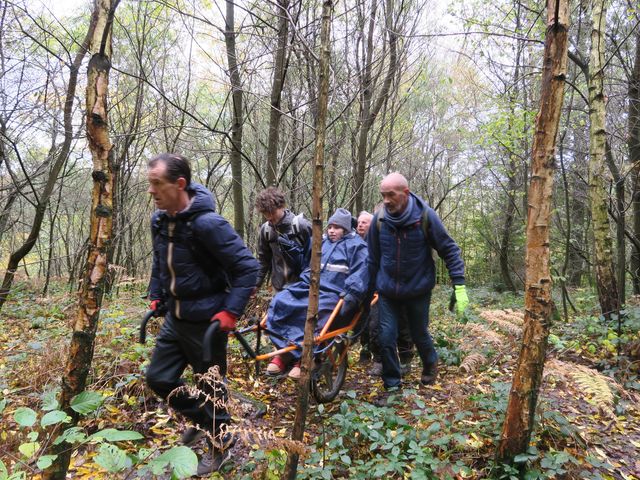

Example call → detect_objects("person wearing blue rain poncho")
265 208 369 379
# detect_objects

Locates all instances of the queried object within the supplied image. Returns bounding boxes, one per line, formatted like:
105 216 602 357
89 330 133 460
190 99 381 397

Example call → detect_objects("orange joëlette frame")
232 294 379 362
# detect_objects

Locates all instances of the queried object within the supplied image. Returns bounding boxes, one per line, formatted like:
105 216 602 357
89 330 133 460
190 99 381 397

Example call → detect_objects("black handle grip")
448 291 456 312
203 320 221 364
139 310 155 344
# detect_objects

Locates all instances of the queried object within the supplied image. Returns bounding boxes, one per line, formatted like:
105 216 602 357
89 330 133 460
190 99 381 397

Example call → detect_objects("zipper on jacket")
167 221 180 319
395 232 401 296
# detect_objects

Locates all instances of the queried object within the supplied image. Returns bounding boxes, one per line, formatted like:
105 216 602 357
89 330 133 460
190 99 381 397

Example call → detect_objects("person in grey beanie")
264 208 369 379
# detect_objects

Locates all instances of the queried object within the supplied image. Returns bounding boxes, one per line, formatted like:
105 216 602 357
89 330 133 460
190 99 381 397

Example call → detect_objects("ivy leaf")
148 446 198 478
70 391 103 415
95 444 131 473
36 455 58 470
18 442 40 458
88 428 144 442
13 407 37 427
41 410 71 428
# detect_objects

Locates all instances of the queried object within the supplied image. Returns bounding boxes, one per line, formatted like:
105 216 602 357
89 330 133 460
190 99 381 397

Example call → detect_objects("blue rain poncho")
266 232 369 359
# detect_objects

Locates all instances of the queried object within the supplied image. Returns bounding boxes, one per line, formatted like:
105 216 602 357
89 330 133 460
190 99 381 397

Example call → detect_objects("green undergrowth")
0 280 638 478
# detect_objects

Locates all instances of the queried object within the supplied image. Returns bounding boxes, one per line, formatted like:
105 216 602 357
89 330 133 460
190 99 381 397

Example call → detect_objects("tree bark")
588 0 619 318
352 0 397 213
44 0 118 477
604 139 625 305
225 0 245 237
284 0 332 477
629 30 640 294
266 0 290 186
497 0 569 463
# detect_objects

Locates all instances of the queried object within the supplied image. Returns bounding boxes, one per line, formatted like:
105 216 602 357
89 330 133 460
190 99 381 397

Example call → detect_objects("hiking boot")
196 449 231 476
180 426 205 447
421 362 438 385
196 433 236 476
266 355 286 376
368 362 383 376
288 362 301 379
359 349 372 363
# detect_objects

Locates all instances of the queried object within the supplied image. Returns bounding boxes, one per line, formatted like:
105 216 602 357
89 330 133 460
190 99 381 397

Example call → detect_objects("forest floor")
1 280 639 479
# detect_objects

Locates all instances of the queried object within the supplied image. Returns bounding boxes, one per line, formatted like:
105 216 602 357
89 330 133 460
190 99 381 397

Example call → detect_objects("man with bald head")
367 172 468 391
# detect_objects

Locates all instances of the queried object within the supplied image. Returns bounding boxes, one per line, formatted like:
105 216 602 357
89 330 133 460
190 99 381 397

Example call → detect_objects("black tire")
311 338 349 403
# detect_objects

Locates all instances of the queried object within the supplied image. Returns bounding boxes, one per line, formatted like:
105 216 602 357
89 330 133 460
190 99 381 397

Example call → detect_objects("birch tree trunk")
225 0 245 237
496 0 569 463
284 0 333 477
44 0 118 477
588 0 619 318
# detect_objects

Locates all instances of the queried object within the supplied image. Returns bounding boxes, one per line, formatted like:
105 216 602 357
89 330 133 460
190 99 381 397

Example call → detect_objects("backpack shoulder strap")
376 209 384 232
261 222 272 243
290 213 310 244
151 213 165 241
291 213 302 236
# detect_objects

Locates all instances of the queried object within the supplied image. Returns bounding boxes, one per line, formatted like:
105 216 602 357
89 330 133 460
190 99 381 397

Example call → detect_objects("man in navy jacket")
146 153 258 475
367 172 468 391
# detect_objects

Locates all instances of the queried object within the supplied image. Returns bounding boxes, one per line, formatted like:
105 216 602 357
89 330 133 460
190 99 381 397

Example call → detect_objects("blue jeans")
378 293 437 389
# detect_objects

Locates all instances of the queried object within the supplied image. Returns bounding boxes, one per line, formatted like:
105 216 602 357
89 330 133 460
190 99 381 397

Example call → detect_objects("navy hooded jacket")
367 192 464 299
149 183 259 321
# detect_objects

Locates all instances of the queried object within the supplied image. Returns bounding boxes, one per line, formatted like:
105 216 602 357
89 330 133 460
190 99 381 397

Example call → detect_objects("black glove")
340 293 359 319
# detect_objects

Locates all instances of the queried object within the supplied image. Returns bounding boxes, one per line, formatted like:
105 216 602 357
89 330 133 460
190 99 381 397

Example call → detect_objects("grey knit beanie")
328 208 353 233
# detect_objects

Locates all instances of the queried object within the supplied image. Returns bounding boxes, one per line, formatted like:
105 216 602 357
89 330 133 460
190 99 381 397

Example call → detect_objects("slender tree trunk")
44 1 118 477
43 173 65 296
353 0 397 213
499 0 524 294
499 179 518 292
225 0 245 237
0 20 95 310
0 188 17 245
588 0 619 318
284 0 332 477
266 0 289 186
497 0 569 463
604 140 625 304
629 30 640 294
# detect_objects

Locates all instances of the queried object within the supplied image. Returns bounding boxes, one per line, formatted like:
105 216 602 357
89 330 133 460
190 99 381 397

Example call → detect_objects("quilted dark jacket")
367 192 464 299
149 183 259 321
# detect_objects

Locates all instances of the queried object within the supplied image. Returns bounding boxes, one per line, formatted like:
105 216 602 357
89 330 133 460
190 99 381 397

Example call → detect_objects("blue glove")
339 293 359 319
